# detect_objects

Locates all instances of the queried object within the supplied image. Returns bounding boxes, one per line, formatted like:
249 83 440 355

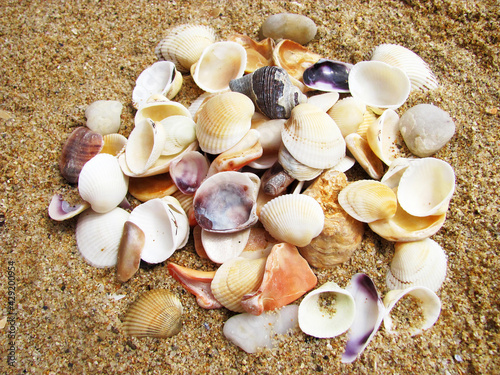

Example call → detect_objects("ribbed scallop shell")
155 24 217 72
260 194 325 247
211 256 267 312
195 92 254 154
387 238 447 292
123 290 183 338
338 180 397 223
282 103 346 169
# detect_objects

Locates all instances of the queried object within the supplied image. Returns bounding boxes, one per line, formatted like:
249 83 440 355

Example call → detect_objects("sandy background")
0 0 499 373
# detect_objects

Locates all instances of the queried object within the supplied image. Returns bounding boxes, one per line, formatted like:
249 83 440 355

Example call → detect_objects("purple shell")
303 59 353 93
169 151 210 195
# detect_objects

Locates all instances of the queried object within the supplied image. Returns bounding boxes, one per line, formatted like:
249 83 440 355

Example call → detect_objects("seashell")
59 127 104 184
227 34 275 73
383 286 441 336
193 171 260 233
278 144 323 181
241 243 317 315
169 151 209 195
342 274 386 363
345 133 384 180
201 227 251 264
248 114 284 169
78 153 129 213
195 91 254 154
260 193 324 247
240 227 278 260
348 61 411 110
299 170 364 267
223 305 299 354
229 66 307 119
338 180 398 223
128 173 178 202
191 41 247 93
188 92 217 119
75 207 130 268
135 95 191 128
327 97 367 138
298 281 356 338
387 238 448 292
132 61 181 109
159 115 197 156
101 133 127 156
397 158 455 217
332 155 356 173
380 157 416 189
272 39 322 82
122 289 183 338
303 59 353 93
260 13 317 45
260 161 295 197
48 193 90 221
161 196 190 250
282 103 346 169
366 109 402 165
171 190 195 226
356 107 378 139
370 44 439 92
211 256 267 313
306 92 340 112
398 104 456 157
85 100 123 135
155 24 217 72
167 262 222 309
116 221 145 283
207 129 263 176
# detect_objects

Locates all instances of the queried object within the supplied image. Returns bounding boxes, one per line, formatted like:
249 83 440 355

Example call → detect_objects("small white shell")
201 227 251 264
366 109 401 166
85 100 123 135
132 61 179 109
298 281 356 338
306 92 339 112
78 153 129 214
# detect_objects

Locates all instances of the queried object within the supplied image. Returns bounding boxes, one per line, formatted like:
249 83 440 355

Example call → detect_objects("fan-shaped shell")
123 289 183 338
159 115 197 156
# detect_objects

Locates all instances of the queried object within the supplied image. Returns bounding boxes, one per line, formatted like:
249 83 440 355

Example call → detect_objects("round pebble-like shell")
85 100 123 135
260 13 317 45
327 97 367 137
123 290 183 338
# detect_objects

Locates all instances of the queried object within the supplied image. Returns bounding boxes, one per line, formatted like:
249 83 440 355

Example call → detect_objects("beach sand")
0 0 499 373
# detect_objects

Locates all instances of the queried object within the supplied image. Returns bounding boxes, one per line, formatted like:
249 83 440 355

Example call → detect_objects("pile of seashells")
49 13 457 362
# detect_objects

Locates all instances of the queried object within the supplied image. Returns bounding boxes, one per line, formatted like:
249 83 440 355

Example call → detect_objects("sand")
0 0 499 373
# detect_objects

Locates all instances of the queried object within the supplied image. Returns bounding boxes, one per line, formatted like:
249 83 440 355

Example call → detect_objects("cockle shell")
191 41 247 93
348 61 411 110
345 133 384 180
59 127 104 184
169 151 209 195
227 34 274 73
122 290 183 338
282 103 346 169
303 59 353 93
272 39 322 82
387 238 448 292
85 100 123 135
75 207 130 268
229 66 307 119
366 109 401 165
260 193 325 247
195 91 254 154
327 97 367 138
298 281 356 338
155 24 217 72
338 180 398 223
78 153 129 213
116 221 145 283
159 115 197 156
260 13 317 45
101 133 127 156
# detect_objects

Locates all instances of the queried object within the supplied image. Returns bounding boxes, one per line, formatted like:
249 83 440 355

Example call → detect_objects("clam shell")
327 97 367 138
272 39 322 81
191 41 247 93
338 180 398 223
201 227 251 264
75 207 130 268
278 144 323 181
248 114 284 169
348 61 411 110
48 193 90 221
169 151 209 195
116 221 145 283
260 13 317 45
306 92 340 112
135 95 192 128
303 59 353 93
159 115 197 156
78 153 129 213
155 24 217 72
282 103 346 169
298 281 356 338
380 157 416 189
387 238 448 292
345 133 384 180
366 109 401 165
123 290 183 338
85 100 123 135
128 173 178 202
260 193 325 247
101 133 127 156
132 61 179 109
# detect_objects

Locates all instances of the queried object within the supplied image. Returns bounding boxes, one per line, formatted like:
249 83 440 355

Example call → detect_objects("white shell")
380 157 416 189
345 133 384 180
397 158 455 217
78 153 129 214
298 281 356 338
101 133 127 156
278 144 323 181
159 115 197 156
85 100 123 135
191 41 247 93
132 61 179 109
366 109 401 165
387 238 448 292
48 194 90 221
260 194 324 247
327 96 367 138
348 61 411 110
76 207 130 268
201 228 251 264
306 92 339 112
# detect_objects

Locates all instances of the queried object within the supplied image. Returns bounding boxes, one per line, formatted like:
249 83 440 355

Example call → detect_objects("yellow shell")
122 290 183 338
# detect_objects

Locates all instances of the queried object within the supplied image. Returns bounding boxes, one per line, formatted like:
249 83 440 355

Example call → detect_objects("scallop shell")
282 103 346 169
366 109 401 165
260 194 325 247
123 290 183 338
155 24 217 72
78 153 129 213
75 207 130 268
298 281 356 338
195 91 254 154
116 221 145 283
191 41 247 93
348 61 411 110
159 115 197 156
338 180 397 223
85 100 123 135
272 39 322 81
345 133 384 180
327 97 367 138
370 44 439 92
387 238 448 292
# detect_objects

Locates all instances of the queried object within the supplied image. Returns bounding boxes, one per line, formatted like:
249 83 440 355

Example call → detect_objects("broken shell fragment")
366 109 401 165
327 97 367 138
345 133 384 180
303 59 353 93
227 34 274 73
128 173 178 202
116 221 145 283
272 39 322 82
85 100 123 135
260 13 317 45
123 289 183 338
